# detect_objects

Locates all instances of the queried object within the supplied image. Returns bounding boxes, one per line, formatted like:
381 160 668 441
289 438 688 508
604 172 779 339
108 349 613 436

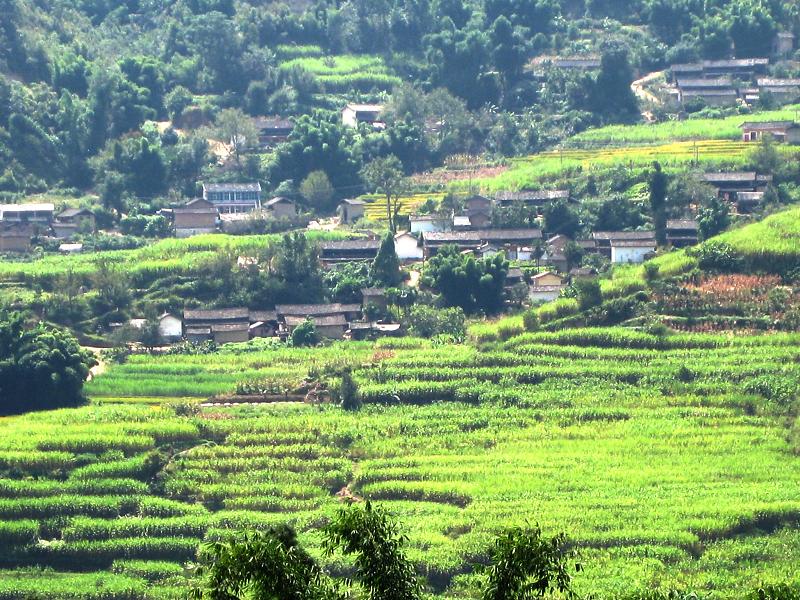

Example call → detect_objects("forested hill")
0 0 797 199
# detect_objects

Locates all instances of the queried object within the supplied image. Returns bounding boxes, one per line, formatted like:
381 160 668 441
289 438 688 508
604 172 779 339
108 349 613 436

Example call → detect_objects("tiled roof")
318 239 382 251
203 182 261 192
184 308 250 321
423 229 543 243
276 303 360 317
592 230 655 241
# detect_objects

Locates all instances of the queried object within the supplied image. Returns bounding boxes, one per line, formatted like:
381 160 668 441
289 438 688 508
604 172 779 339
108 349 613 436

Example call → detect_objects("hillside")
1 331 799 598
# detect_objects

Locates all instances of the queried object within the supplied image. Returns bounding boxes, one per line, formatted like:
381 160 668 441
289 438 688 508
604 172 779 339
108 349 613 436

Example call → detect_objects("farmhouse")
531 271 564 287
592 230 655 259
540 234 571 271
0 223 32 252
317 239 381 264
264 197 297 219
183 308 250 344
529 285 564 303
394 231 423 261
735 191 765 213
338 199 366 224
249 310 279 338
610 239 656 264
670 58 769 81
277 303 362 322
55 208 95 233
361 288 388 310
173 198 218 238
341 103 385 129
679 88 739 106
757 78 800 104
0 203 55 231
254 116 293 147
202 182 262 213
505 267 525 287
740 120 800 143
702 172 772 199
158 313 183 343
666 219 700 247
284 315 348 339
422 228 543 258
410 214 449 233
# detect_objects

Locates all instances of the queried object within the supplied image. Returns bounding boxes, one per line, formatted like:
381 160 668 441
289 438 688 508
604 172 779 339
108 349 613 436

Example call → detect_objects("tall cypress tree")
649 162 668 246
370 232 402 287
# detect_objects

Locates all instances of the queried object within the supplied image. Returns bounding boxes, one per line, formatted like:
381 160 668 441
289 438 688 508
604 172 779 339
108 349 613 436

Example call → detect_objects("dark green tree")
543 199 581 238
272 233 325 304
574 277 602 311
291 318 318 347
323 502 422 600
370 232 402 287
0 312 96 415
698 195 730 241
589 43 639 123
339 369 361 411
424 246 509 315
648 162 668 246
483 525 577 600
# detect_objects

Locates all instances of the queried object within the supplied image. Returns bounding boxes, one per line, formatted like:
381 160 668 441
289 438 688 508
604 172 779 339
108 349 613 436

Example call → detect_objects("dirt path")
83 347 107 381
632 70 664 108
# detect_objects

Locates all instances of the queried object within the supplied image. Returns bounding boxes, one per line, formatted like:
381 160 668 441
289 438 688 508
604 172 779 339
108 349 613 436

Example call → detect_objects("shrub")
339 370 361 412
522 309 540 332
291 319 318 347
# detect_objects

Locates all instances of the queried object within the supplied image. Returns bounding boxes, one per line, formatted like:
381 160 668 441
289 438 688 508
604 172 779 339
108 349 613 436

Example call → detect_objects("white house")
158 313 183 343
342 104 385 129
394 231 423 261
610 240 656 264
410 215 448 234
529 285 564 303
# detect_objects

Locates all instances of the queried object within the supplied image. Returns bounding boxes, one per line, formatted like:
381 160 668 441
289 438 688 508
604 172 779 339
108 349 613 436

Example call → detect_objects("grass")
566 105 800 146
1 330 799 597
278 54 401 93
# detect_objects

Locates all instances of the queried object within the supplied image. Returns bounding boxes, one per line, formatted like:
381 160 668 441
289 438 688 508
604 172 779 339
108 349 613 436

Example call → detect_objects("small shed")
529 284 564 303
361 288 388 310
740 121 800 144
211 322 250 344
339 199 366 224
265 197 297 219
158 313 183 343
531 271 564 287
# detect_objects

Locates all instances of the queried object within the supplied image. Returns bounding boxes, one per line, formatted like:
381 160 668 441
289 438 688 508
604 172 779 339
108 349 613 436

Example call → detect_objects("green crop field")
1 331 799 598
278 54 401 93
566 105 800 147
0 231 349 286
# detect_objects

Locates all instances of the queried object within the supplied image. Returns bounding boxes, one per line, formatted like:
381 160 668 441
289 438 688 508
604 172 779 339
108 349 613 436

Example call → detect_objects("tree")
483 525 577 600
589 42 639 123
299 170 335 213
271 233 325 304
361 155 406 232
543 199 581 238
370 232 402 287
574 277 602 311
728 0 777 58
339 369 361 411
423 246 509 315
291 318 318 347
406 305 466 339
165 86 193 122
0 311 96 415
323 502 422 600
564 241 584 272
698 195 730 241
215 108 258 168
648 162 668 246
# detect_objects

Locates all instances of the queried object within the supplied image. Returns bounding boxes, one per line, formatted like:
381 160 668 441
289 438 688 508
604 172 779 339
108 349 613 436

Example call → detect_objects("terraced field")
360 192 446 222
1 331 799 598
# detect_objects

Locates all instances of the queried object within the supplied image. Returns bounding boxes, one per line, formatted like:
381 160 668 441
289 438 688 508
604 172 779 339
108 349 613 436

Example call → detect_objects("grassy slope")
1 334 799 598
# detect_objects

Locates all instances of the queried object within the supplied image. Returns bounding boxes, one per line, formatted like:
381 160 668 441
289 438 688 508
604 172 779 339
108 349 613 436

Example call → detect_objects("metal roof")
203 182 261 192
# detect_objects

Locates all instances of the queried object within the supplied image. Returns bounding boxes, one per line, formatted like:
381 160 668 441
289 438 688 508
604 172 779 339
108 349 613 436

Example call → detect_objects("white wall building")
394 231 424 261
158 313 183 342
610 240 656 264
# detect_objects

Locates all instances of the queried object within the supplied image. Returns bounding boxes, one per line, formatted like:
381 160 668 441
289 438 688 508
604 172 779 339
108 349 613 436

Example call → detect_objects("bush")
406 305 466 340
339 370 361 411
522 309 540 332
291 319 318 347
574 278 602 311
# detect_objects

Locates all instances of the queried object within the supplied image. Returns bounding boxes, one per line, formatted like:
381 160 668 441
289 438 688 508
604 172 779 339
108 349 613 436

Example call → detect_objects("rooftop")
703 172 772 182
592 230 656 241
184 308 250 321
253 116 293 129
203 182 262 192
676 78 732 88
265 196 294 207
495 190 569 202
250 310 278 322
276 303 361 317
344 103 384 112
58 208 93 218
0 203 55 213
423 228 543 243
757 78 800 87
341 198 366 205
611 240 657 248
666 219 699 230
740 121 799 130
285 314 348 327
318 239 382 251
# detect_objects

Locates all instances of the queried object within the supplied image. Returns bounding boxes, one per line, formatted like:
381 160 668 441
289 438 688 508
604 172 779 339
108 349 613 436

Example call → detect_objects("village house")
531 271 564 287
735 191 765 213
756 79 800 104
591 230 655 259
0 223 32 253
505 267 525 287
276 303 362 323
540 234 571 272
183 308 250 344
264 197 297 219
317 239 381 264
249 310 279 338
158 313 183 343
54 208 95 238
253 116 293 147
680 88 739 107
0 203 55 235
284 315 348 339
569 267 598 280
529 285 564 303
670 58 769 82
361 288 388 311
394 231 424 262
202 182 262 213
454 195 493 229
341 103 385 129
422 228 543 258
410 214 449 234
666 219 700 247
740 120 800 144
610 239 656 264
702 172 772 200
172 198 218 238
338 199 366 225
